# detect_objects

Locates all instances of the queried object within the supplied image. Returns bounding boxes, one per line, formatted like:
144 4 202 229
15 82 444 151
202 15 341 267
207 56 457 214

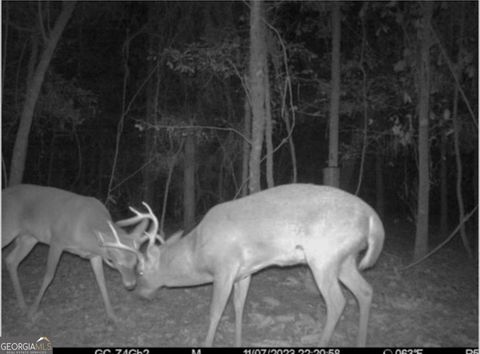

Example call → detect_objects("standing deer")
129 184 385 347
1 184 155 322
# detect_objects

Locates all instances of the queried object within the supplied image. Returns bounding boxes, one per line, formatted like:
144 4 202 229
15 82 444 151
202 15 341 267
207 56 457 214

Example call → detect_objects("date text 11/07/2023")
90 348 479 354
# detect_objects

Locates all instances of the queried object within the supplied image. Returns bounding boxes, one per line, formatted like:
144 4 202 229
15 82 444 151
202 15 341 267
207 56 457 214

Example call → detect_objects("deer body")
1 184 149 322
136 184 385 347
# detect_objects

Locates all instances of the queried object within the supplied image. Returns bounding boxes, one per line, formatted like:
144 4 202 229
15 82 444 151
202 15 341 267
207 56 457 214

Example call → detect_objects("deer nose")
122 278 137 290
125 282 135 290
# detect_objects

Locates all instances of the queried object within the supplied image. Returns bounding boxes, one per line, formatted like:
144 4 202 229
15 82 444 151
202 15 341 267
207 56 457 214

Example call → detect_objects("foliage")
35 71 98 131
2 1 477 219
164 34 245 79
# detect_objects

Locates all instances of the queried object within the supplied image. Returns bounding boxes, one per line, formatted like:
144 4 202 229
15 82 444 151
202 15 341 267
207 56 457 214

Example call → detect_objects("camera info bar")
51 348 478 354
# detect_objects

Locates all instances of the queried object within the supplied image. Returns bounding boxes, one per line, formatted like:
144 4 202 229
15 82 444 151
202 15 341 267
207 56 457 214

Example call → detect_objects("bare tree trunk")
248 0 266 194
355 8 369 196
452 96 472 257
9 1 76 186
183 131 196 232
414 2 432 260
451 2 472 257
473 40 478 208
324 1 341 187
440 125 448 237
264 59 274 188
241 98 251 197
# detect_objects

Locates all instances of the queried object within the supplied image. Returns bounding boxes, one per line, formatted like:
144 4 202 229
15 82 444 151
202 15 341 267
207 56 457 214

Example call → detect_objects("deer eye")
104 257 115 268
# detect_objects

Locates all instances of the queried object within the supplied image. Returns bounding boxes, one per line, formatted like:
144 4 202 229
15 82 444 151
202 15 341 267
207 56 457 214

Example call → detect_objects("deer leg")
233 276 251 347
308 259 345 347
29 245 63 319
5 235 38 311
339 256 372 347
204 272 236 346
90 255 118 323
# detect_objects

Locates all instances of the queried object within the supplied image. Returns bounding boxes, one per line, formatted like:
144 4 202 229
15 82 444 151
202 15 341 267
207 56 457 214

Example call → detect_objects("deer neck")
158 231 212 287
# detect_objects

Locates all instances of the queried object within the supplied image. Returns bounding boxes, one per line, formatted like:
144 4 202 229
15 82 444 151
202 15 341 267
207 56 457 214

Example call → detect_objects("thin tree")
414 2 433 260
8 1 76 186
439 120 448 237
264 58 274 188
241 98 251 197
248 0 267 194
183 130 196 232
324 1 341 187
451 2 472 257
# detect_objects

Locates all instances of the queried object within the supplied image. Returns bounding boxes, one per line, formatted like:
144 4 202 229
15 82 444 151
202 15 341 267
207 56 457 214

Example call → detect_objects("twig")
107 34 158 202
265 17 297 182
402 205 478 270
430 23 477 129
141 123 251 145
109 155 159 194
355 5 369 196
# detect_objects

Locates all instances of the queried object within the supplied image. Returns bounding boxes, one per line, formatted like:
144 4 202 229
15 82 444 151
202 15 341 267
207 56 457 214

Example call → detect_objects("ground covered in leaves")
2 220 478 347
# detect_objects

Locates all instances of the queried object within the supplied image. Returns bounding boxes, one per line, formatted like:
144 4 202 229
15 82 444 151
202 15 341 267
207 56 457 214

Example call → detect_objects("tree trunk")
440 125 448 237
183 132 196 232
324 1 341 188
414 2 432 260
264 58 274 188
473 40 478 209
241 97 251 197
451 2 472 257
9 1 76 186
452 93 472 257
248 0 266 194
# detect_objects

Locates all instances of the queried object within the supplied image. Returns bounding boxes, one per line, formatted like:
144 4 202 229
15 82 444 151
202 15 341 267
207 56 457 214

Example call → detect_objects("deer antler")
128 202 164 247
96 222 140 255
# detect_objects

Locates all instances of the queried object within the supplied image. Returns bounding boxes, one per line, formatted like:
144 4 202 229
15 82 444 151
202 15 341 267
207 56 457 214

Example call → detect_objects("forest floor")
1 220 478 347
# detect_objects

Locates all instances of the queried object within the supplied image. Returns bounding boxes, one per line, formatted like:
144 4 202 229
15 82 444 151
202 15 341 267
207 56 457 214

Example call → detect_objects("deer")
128 183 385 347
1 184 156 322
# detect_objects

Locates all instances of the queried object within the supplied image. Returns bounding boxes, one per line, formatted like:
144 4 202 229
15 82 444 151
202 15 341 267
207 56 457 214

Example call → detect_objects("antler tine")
107 221 122 244
128 205 143 216
97 222 139 255
141 202 157 233
140 201 165 245
115 207 145 227
115 202 164 247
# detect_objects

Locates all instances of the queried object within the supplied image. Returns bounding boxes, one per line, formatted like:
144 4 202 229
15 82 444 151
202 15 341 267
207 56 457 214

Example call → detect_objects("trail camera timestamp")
243 349 341 354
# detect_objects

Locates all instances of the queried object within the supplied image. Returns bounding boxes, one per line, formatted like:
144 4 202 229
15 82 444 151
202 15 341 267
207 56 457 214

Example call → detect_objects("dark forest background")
2 1 478 258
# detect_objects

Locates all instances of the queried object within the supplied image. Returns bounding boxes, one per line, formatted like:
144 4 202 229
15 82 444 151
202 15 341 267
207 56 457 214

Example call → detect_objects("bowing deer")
128 184 385 347
1 184 156 322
